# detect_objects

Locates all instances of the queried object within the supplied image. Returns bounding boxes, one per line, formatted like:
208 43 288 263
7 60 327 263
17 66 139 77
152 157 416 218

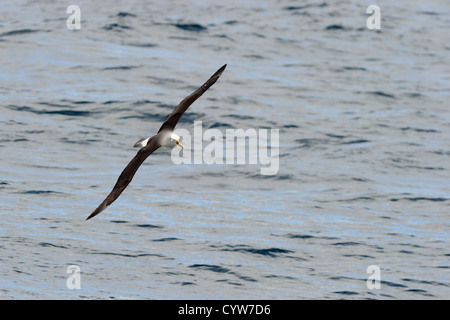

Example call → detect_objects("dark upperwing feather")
86 136 161 220
158 64 226 133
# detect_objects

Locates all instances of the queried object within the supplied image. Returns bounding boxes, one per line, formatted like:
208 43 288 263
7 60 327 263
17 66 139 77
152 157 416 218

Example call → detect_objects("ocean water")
0 0 449 299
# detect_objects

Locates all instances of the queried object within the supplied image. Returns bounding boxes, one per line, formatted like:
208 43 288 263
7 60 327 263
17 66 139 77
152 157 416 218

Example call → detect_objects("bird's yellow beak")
176 139 184 149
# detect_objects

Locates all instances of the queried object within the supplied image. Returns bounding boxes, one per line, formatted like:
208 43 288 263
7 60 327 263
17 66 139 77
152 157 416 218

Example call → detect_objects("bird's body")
133 130 181 149
86 64 226 220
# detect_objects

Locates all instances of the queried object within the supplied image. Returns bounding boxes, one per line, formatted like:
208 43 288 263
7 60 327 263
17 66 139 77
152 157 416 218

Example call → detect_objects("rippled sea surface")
1 0 449 299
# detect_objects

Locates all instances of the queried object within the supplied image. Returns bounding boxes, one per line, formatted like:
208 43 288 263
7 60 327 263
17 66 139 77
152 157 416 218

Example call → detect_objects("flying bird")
86 64 227 220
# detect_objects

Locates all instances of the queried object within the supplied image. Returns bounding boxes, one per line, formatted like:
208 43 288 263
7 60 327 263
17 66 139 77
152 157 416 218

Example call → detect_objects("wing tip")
203 64 227 90
86 203 106 221
85 211 98 221
209 64 227 80
217 63 227 76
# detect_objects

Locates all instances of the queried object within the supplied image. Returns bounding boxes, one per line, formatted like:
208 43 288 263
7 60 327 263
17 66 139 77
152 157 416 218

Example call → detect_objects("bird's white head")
169 132 184 149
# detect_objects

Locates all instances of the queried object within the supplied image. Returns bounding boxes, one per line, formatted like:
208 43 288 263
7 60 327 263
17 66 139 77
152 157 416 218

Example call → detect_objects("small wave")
351 177 371 182
248 174 294 181
219 244 294 257
224 114 255 120
331 241 362 246
103 23 132 31
152 237 179 242
12 269 32 275
334 291 359 296
22 130 43 136
7 105 92 117
132 99 157 106
120 112 167 122
400 127 438 133
242 54 265 60
91 252 163 258
385 159 445 171
127 42 157 48
180 282 196 286
367 91 396 99
324 133 346 139
337 196 375 203
103 100 124 105
405 289 434 297
325 24 350 31
134 224 163 229
405 92 423 98
284 3 328 11
19 190 61 195
382 280 408 288
117 12 137 18
60 137 101 145
39 242 68 249
0 29 41 37
286 234 315 240
207 122 233 129
295 138 328 148
189 264 230 273
390 197 447 202
61 100 95 105
49 110 92 116
340 139 371 145
343 254 375 259
284 233 340 241
188 264 257 283
173 23 207 32
341 66 367 71
418 11 438 16
224 20 238 25
103 65 141 70
402 278 449 288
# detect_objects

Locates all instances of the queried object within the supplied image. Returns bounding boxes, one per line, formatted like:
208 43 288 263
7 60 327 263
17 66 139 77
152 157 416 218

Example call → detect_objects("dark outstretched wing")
158 64 226 133
86 136 161 220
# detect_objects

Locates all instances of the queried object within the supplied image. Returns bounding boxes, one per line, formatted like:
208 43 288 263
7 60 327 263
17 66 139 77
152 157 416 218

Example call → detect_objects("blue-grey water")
1 0 449 299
